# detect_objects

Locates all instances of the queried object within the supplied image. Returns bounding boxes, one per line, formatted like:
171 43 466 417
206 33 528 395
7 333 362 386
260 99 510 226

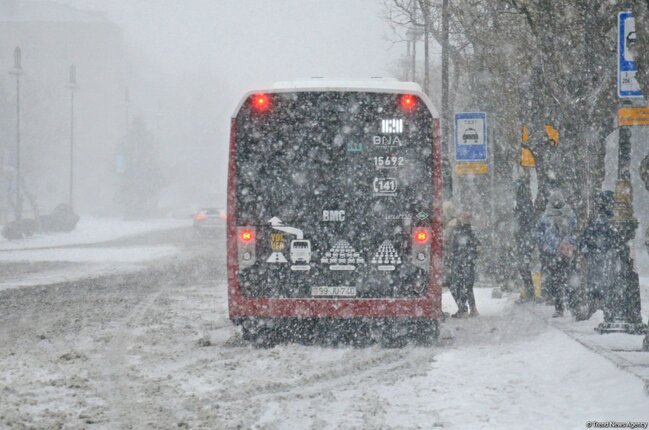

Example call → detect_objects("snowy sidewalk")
515 279 649 390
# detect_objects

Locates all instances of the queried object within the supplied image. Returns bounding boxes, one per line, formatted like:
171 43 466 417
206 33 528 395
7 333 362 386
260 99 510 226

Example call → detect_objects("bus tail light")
411 226 430 271
237 226 256 269
251 93 270 111
400 94 416 111
240 229 255 242
414 229 429 243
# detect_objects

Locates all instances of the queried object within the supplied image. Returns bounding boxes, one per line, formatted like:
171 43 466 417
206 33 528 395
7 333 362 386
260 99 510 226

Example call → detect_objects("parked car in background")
40 203 80 233
1 203 79 240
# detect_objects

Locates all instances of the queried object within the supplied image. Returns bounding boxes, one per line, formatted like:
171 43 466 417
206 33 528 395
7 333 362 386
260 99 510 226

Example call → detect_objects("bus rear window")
233 91 435 299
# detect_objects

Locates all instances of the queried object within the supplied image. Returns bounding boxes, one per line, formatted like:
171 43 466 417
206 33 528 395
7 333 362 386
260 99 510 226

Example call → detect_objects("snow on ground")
1 230 648 428
0 262 147 292
0 217 191 250
117 283 648 429
332 288 649 430
0 246 180 292
0 217 193 291
0 246 178 263
379 327 647 430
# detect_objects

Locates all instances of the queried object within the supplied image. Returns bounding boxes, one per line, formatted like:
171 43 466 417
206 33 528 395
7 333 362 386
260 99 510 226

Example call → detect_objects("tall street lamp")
441 0 452 200
67 64 78 209
9 47 23 221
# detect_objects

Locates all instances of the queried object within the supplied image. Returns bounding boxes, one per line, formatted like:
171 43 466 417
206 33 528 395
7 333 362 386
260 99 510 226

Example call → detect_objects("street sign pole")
489 126 496 262
599 11 647 334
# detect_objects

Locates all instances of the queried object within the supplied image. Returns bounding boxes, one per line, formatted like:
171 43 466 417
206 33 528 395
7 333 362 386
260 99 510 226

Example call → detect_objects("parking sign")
455 112 487 162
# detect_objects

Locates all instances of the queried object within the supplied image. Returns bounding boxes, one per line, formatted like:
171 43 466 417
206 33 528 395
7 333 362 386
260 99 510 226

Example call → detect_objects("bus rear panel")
227 88 442 339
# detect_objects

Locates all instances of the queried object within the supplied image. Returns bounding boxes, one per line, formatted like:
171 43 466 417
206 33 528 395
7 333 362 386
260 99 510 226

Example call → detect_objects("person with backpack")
534 189 577 317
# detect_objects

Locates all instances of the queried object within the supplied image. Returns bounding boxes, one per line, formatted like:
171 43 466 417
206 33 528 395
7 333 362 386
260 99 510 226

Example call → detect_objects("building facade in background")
0 0 127 222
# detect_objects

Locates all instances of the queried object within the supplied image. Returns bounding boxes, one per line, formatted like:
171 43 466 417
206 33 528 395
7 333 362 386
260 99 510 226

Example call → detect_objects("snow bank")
0 217 191 251
0 246 178 263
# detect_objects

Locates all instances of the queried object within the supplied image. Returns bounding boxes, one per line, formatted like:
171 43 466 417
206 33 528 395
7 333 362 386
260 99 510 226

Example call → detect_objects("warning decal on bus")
371 240 401 271
320 240 365 271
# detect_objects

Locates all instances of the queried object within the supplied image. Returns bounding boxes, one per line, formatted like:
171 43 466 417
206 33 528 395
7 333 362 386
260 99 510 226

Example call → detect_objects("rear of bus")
227 82 443 343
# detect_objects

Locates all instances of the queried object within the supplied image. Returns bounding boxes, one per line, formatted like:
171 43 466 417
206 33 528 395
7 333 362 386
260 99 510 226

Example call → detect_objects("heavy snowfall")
1 1 649 429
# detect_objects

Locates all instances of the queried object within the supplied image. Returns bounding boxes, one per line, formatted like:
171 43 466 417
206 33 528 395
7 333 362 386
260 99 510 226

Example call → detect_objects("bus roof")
233 79 439 118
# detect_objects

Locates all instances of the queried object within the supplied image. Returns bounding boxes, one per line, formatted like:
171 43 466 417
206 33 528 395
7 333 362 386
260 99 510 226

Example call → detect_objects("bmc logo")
322 210 345 222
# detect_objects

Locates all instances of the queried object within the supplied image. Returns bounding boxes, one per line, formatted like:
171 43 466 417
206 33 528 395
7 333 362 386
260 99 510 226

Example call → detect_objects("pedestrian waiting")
448 210 481 318
442 200 458 304
578 191 616 321
534 189 577 318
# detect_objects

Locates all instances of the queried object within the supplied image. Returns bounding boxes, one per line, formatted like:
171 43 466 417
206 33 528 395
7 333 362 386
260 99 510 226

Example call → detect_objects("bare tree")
633 1 649 95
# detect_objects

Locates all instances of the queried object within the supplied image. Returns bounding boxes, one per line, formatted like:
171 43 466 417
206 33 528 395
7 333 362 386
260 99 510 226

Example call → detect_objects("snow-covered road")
0 227 648 429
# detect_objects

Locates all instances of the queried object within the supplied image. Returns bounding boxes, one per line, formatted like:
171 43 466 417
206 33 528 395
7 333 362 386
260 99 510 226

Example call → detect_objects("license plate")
311 286 357 297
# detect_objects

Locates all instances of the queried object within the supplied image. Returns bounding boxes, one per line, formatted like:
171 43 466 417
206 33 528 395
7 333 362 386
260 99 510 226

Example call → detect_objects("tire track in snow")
213 346 436 404
94 274 168 428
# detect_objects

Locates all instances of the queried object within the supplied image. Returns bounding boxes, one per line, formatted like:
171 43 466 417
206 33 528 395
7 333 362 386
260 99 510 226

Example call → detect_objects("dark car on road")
193 208 225 237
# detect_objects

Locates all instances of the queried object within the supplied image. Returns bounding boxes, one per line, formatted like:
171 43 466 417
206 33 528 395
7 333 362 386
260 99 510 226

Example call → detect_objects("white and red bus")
227 80 443 346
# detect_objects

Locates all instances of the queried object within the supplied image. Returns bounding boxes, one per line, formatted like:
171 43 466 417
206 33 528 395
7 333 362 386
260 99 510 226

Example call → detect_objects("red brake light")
240 229 255 242
414 229 429 243
400 94 416 110
251 93 270 111
194 214 206 221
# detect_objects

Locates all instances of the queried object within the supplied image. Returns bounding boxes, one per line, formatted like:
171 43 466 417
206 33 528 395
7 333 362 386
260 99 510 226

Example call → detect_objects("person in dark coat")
448 211 481 317
443 201 460 312
579 191 617 321
534 189 577 317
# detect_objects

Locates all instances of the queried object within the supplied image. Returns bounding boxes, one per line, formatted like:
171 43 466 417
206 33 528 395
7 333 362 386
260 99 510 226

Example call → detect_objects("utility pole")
441 0 452 199
9 47 23 221
67 65 79 210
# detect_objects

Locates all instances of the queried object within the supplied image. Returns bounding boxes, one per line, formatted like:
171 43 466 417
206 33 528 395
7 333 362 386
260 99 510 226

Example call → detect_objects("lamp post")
441 0 452 199
67 65 79 210
9 47 23 221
